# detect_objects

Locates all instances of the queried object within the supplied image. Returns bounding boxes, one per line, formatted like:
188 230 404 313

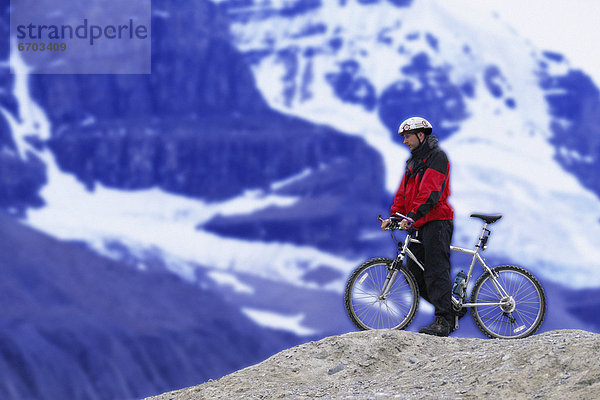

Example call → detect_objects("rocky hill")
147 329 600 400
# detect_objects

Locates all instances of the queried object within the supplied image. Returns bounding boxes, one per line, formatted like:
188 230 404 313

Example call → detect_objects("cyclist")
380 117 455 337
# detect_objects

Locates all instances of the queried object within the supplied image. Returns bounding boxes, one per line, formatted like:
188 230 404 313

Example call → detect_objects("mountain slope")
0 212 302 400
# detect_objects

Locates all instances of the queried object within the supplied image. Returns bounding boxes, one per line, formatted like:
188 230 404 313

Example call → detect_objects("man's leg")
405 233 429 304
418 220 454 336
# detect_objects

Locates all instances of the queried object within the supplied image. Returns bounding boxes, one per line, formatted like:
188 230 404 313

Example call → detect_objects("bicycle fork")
379 254 404 300
379 233 413 300
378 268 398 300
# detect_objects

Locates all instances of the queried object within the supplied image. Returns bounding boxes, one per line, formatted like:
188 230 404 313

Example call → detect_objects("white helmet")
398 117 433 136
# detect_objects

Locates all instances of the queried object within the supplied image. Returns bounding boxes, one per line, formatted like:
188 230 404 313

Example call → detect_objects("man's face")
402 131 424 151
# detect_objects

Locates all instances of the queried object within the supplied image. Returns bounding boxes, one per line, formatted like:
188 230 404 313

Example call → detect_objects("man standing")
381 117 454 337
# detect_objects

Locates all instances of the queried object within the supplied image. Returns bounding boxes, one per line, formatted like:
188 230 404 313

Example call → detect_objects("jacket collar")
410 135 439 159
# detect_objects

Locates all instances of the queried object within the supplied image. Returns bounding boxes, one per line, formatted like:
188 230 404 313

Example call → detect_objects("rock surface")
147 329 600 400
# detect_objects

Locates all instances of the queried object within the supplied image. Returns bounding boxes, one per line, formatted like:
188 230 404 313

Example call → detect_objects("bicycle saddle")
470 213 502 224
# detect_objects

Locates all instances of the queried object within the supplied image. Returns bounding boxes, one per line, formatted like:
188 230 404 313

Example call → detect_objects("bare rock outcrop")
147 329 600 399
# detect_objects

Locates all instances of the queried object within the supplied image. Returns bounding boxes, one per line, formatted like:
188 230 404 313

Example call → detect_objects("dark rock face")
0 151 47 215
30 0 267 124
1 0 273 210
45 113 384 202
201 153 386 255
326 60 377 111
538 59 600 199
378 52 469 143
0 2 43 214
15 0 385 207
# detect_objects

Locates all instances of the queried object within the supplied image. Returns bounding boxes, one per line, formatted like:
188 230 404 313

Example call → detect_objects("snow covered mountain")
212 0 600 287
1 0 600 399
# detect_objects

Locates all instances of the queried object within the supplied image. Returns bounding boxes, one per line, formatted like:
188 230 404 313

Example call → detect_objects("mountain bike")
344 213 546 339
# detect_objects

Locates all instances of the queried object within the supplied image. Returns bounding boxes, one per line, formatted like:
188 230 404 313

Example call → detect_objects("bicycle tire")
344 258 419 330
471 265 546 339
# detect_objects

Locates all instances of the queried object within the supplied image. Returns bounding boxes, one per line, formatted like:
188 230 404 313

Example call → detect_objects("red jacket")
391 136 453 229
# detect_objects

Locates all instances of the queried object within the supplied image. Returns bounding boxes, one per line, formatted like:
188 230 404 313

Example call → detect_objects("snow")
241 308 317 336
208 271 255 294
270 167 313 191
25 167 357 285
445 110 600 287
478 0 600 89
2 44 51 158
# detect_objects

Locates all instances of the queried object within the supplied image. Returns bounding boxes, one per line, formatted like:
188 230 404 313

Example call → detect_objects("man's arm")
390 171 408 216
407 151 450 223
382 171 408 230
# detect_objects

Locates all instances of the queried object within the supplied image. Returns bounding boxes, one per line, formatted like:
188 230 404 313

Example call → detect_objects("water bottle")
452 270 466 296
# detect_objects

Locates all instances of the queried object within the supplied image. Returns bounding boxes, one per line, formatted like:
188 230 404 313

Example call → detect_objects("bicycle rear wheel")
471 265 546 339
344 258 419 330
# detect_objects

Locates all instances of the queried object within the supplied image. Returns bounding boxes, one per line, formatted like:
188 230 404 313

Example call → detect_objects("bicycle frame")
385 222 511 309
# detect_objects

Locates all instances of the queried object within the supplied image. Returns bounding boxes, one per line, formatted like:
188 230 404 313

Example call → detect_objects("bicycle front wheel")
344 258 419 330
471 265 546 339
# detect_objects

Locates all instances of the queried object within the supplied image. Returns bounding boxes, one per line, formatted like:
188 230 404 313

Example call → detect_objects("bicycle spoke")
346 260 419 330
471 266 545 339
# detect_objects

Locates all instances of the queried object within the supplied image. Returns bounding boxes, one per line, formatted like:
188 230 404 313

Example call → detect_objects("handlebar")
378 213 415 230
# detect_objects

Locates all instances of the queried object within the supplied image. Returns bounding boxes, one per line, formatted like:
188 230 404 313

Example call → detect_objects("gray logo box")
10 0 151 74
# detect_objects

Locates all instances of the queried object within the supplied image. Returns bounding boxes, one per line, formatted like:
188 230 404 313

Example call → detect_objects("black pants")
406 220 454 324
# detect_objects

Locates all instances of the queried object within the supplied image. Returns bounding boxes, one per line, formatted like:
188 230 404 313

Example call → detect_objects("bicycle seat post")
470 213 502 251
476 223 488 248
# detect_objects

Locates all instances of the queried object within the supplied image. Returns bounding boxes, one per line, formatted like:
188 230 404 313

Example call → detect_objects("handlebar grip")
392 212 415 225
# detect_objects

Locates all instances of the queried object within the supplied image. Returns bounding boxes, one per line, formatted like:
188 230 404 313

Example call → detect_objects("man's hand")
380 219 391 230
399 219 412 230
